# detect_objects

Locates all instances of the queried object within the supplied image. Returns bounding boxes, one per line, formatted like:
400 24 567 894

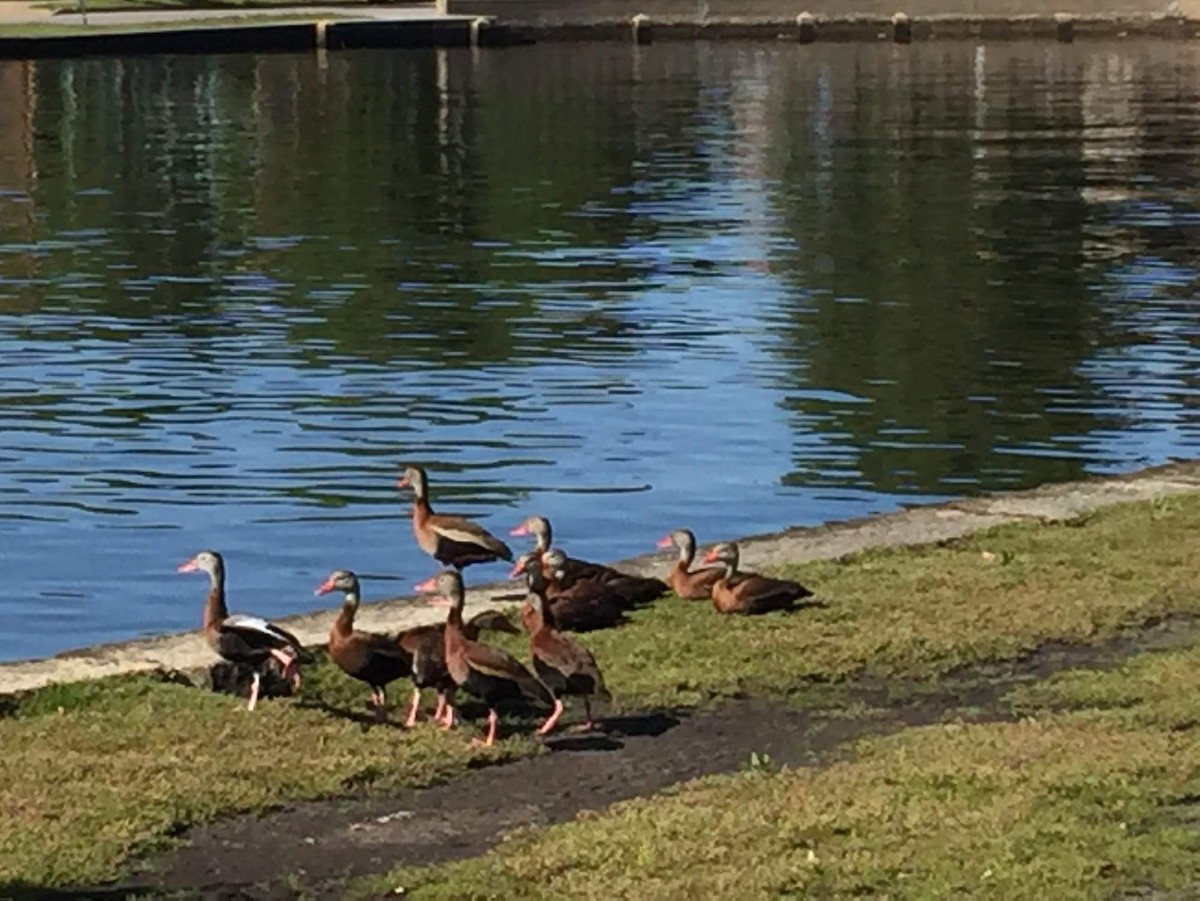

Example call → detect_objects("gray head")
510 514 552 551
396 464 429 500
177 550 224 583
415 569 465 611
657 529 697 563
315 569 360 602
702 542 739 574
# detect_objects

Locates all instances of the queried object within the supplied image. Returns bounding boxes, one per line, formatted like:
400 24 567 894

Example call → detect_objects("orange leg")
538 698 565 736
246 672 261 711
471 709 499 747
404 687 422 728
432 692 447 724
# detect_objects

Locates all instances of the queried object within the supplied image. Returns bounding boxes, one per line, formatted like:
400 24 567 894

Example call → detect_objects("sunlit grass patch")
3 493 1200 889
355 695 1200 899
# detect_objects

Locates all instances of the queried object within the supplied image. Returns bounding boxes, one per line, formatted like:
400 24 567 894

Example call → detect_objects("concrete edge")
1 11 1198 61
3 459 1198 698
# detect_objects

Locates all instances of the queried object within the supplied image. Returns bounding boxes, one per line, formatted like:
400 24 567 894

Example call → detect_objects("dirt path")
103 616 1196 899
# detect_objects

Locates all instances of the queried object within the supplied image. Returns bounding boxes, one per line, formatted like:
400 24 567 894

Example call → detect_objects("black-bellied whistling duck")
702 542 812 615
177 550 303 710
398 609 519 729
510 514 667 606
657 529 724 600
415 570 551 746
510 552 628 632
315 569 412 721
520 570 610 735
397 465 512 571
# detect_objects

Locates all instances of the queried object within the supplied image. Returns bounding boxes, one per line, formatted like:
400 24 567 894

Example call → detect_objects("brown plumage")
511 552 628 632
178 550 303 711
397 610 519 729
657 529 724 600
398 465 512 570
415 570 551 746
703 542 812 615
520 570 610 735
316 569 411 720
510 514 666 606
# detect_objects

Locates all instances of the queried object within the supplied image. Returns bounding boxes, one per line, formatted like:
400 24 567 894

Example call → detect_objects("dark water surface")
1 41 1198 662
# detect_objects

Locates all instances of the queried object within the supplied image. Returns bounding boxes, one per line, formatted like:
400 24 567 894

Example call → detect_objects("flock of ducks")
176 465 812 745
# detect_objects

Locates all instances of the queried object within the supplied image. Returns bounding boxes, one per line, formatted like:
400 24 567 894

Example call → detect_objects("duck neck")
202 568 227 631
678 538 695 567
534 520 552 554
333 590 360 637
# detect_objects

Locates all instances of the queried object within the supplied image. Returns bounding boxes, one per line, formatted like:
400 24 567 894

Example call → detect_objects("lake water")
1 41 1198 662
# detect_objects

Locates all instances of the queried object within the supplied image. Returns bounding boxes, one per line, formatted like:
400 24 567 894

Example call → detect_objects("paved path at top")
0 1 449 26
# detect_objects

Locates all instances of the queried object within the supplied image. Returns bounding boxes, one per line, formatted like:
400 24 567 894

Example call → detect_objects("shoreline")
3 458 1198 697
1 8 1198 61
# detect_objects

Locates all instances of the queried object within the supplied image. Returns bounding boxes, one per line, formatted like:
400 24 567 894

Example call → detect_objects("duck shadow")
545 732 624 752
598 710 683 739
296 698 407 731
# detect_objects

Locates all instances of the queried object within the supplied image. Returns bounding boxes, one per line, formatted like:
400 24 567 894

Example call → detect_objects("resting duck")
511 551 628 632
398 609 519 729
658 529 724 600
415 570 552 746
510 514 666 605
398 465 513 570
521 573 611 735
178 550 303 710
702 542 812 615
315 570 412 720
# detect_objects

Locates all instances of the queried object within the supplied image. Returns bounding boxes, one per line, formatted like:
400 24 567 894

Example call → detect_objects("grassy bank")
358 641 1200 899
2 493 1200 889
0 13 341 36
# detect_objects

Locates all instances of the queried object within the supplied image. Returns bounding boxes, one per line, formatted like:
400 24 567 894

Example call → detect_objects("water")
0 41 1198 662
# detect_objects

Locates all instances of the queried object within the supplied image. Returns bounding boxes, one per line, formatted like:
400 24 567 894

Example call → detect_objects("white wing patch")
431 523 494 547
223 615 290 641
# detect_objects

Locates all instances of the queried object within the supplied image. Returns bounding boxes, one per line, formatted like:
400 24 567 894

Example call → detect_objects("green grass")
353 642 1200 900
33 0 387 12
3 493 1200 889
0 13 342 37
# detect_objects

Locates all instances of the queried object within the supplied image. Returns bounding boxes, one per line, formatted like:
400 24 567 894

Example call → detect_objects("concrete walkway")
0 1 447 26
2 460 1198 697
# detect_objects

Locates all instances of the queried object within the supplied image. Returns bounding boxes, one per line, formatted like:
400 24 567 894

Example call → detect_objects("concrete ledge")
2 459 1197 698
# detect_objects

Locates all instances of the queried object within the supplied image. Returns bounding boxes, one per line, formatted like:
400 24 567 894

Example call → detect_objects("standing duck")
510 551 628 632
415 569 551 746
520 570 611 735
702 542 812 615
398 465 513 570
510 514 666 605
315 570 412 721
657 529 724 600
177 550 303 710
397 609 519 729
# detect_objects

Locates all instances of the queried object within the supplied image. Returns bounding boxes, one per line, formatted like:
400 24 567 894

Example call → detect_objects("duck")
702 542 812 615
177 550 303 710
315 569 412 721
510 514 666 605
415 569 552 746
511 551 628 632
520 570 611 735
657 529 724 600
398 465 513 570
397 608 519 729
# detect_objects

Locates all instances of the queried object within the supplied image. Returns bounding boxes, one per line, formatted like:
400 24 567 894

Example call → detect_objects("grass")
31 0 392 12
352 642 1200 899
0 13 347 37
3 493 1200 889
